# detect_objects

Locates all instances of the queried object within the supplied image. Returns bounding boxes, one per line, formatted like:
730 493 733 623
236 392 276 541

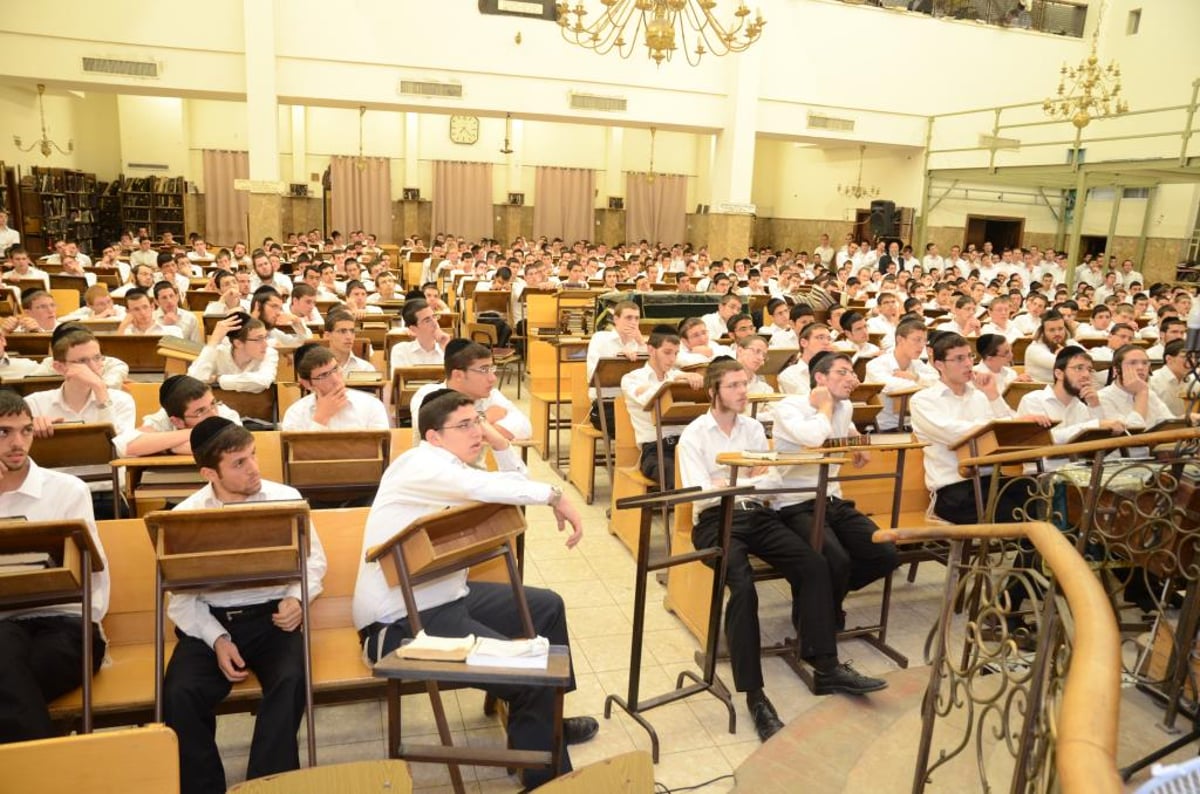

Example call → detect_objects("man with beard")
1016 346 1126 466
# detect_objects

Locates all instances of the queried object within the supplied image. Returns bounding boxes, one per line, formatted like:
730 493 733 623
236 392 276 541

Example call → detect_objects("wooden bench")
609 395 655 554
567 365 605 504
0 724 180 794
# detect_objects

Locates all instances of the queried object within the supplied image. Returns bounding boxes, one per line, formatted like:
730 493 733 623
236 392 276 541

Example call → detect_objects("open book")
395 630 550 669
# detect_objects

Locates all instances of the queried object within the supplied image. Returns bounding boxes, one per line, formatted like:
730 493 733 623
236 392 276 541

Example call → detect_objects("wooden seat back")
0 724 180 794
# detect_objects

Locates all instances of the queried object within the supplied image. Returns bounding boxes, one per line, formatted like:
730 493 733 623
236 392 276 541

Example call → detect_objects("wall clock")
449 115 480 145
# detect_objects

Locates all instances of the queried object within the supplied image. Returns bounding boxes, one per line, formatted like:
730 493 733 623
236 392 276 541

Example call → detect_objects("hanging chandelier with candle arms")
1043 1 1128 129
13 84 74 158
838 145 880 201
556 0 766 67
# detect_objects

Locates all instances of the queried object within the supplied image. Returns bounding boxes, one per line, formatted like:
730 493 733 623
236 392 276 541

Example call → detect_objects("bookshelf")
0 160 9 215
120 176 153 240
98 181 122 247
120 175 186 242
64 170 98 254
15 167 103 256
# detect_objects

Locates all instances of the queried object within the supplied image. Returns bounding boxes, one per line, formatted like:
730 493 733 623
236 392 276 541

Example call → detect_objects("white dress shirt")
621 364 684 445
0 225 21 255
676 342 733 368
281 388 389 431
187 345 279 393
772 395 854 506
777 360 811 396
112 402 242 458
586 331 646 399
352 443 552 628
1098 383 1175 428
865 352 940 430
910 381 1014 492
701 312 727 342
156 309 202 344
1016 385 1105 445
0 461 107 623
25 386 136 491
769 328 799 349
866 316 898 351
973 362 1021 394
1023 341 1059 383
678 410 780 516
1150 366 1189 417
409 381 531 443
979 321 1023 343
168 480 326 648
122 320 184 338
389 340 444 376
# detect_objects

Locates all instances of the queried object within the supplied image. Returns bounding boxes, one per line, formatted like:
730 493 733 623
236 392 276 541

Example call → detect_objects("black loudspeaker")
869 199 896 237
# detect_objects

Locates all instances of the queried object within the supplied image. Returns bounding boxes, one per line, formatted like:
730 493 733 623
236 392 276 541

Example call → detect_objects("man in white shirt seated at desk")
1099 344 1178 429
281 344 387 432
1015 346 1126 458
409 340 531 445
1023 310 1072 384
251 288 311 345
117 288 185 338
620 326 704 489
0 391 108 744
164 417 326 794
678 360 887 744
701 293 742 342
152 281 202 344
910 332 1051 525
187 312 279 394
2 289 59 334
777 322 834 396
352 389 597 789
1151 339 1194 417
677 316 732 368
586 300 647 437
113 374 242 458
768 303 815 350
0 331 39 379
772 352 898 629
61 284 125 323
390 299 449 374
323 310 376 376
128 236 158 269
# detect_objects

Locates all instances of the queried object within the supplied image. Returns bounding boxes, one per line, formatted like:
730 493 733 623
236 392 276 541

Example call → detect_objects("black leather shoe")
812 662 888 696
748 695 784 742
563 716 599 745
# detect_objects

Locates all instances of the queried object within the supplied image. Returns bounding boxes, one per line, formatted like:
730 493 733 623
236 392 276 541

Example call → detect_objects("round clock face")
449 115 480 145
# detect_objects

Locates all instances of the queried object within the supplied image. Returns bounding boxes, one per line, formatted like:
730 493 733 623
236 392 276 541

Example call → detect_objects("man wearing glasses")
910 332 1050 524
188 312 279 394
281 344 387 432
114 374 242 458
408 340 530 445
1016 346 1126 466
353 389 596 789
24 325 136 519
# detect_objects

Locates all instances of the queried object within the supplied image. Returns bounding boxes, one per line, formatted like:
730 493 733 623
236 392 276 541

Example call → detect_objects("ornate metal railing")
838 0 1087 37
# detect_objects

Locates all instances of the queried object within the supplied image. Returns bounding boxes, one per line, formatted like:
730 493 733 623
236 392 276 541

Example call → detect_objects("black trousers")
163 603 307 794
933 475 1033 525
639 438 678 490
777 497 898 610
363 582 574 788
589 399 616 440
0 616 106 743
693 505 837 692
477 314 513 347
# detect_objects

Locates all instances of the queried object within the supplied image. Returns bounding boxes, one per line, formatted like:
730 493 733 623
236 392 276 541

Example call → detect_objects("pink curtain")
329 156 392 242
202 150 249 246
432 161 493 241
625 173 687 246
533 166 595 243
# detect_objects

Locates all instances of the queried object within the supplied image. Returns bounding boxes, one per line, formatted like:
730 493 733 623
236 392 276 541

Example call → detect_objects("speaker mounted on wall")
402 188 420 201
869 199 897 238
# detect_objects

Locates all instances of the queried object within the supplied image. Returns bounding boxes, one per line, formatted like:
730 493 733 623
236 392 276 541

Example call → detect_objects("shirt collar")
10 459 46 500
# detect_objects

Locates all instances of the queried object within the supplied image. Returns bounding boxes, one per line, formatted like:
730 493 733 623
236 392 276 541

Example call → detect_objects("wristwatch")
547 486 564 508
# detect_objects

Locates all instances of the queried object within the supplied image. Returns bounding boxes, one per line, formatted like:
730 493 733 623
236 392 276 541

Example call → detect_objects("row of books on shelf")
67 209 95 223
40 196 67 219
154 176 185 193
121 176 186 194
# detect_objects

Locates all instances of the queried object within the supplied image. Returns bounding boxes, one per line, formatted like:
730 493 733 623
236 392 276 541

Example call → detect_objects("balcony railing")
840 0 1088 38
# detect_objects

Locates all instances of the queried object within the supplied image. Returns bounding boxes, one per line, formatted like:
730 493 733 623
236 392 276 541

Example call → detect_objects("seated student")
678 360 886 744
365 271 399 304
973 333 1031 394
2 246 51 295
281 344 387 431
586 300 647 437
1011 292 1047 337
1099 344 1177 427
778 322 835 396
0 331 39 379
342 279 383 318
26 325 137 519
758 297 791 339
390 299 449 373
152 281 202 344
111 263 158 299
736 334 775 400
935 296 983 337
1074 303 1114 339
620 326 705 489
353 389 596 789
61 284 126 323
1087 322 1137 386
768 302 814 350
113 374 242 458
978 295 1022 343
910 332 1050 524
701 293 743 343
322 310 376 376
251 287 311 344
1151 339 1194 417
2 289 59 334
677 316 732 367
249 249 291 296
117 288 184 338
726 312 757 344
1016 346 1125 456
866 292 902 351
202 270 244 317
1023 310 1072 383
188 312 279 394
773 352 899 627
158 253 191 297
164 417 326 794
283 283 322 326
1146 316 1186 361
409 340 530 445
836 310 880 362
0 391 109 745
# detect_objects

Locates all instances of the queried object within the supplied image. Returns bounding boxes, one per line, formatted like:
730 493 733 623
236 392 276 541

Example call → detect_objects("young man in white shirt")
867 292 902 351
773 352 898 629
701 293 742 343
252 288 311 345
249 250 292 297
1145 317 1186 361
1099 345 1177 428
1023 310 1072 384
113 375 242 458
322 310 376 376
163 417 326 794
281 344 387 431
152 281 203 344
353 389 596 789
910 332 1050 525
678 360 886 743
935 296 982 337
117 289 185 338
1150 339 1193 417
1011 292 1048 337
979 296 1022 342
0 211 20 255
1016 346 1125 454
409 340 530 445
390 299 449 375
2 288 58 334
188 312 279 394
767 303 815 350
778 323 836 395
584 301 647 438
865 318 940 431
0 391 108 743
836 311 881 362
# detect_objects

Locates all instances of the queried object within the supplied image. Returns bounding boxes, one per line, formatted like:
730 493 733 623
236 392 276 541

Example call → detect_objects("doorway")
964 215 1024 253
1078 235 1109 261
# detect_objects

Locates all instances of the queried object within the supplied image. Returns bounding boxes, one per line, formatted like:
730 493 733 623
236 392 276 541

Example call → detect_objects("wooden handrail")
874 522 1121 794
958 426 1200 470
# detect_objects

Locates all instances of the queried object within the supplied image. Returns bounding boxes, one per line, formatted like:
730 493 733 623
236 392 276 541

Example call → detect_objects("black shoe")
563 716 599 745
812 662 888 696
747 695 784 742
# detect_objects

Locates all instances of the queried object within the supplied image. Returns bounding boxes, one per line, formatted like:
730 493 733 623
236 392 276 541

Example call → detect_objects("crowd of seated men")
0 219 1196 789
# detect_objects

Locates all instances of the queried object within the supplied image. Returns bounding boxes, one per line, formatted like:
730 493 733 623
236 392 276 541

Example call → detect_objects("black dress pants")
777 497 898 610
933 475 1034 525
0 616 106 743
693 505 837 692
163 603 307 794
363 582 574 788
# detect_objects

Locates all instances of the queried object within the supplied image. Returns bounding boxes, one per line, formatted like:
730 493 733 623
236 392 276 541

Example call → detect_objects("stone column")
243 0 281 245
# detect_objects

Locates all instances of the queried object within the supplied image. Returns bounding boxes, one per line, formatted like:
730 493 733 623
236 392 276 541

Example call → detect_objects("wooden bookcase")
120 175 186 242
97 180 122 248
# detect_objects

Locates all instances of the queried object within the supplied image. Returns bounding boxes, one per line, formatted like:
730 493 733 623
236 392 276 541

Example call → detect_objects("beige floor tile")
718 738 763 769
651 745 737 792
565 604 633 639
564 671 611 717
573 632 636 673
643 627 704 666
530 553 600 585
609 701 714 756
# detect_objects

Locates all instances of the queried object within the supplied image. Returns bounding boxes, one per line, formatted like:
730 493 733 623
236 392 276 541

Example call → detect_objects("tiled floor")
213 387 1195 792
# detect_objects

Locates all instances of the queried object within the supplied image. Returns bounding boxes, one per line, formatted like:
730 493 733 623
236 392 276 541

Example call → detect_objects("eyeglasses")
944 354 976 365
466 365 498 376
245 334 269 343
440 413 485 433
184 400 224 420
829 368 857 378
308 367 341 383
66 353 105 366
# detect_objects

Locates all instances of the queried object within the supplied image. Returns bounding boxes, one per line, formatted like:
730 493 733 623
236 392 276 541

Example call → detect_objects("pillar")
705 45 760 256
243 0 282 245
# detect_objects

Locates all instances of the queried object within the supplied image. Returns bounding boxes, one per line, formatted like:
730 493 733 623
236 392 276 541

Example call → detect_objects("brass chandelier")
1043 3 1128 128
556 1 766 67
838 145 879 200
13 84 74 158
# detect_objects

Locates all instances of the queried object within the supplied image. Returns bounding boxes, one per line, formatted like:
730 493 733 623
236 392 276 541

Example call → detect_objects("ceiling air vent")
806 112 855 132
126 162 170 171
82 57 159 78
569 92 627 112
399 80 463 98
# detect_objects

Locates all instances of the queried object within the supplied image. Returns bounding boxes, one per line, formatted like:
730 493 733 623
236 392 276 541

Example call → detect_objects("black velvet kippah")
190 416 235 455
159 374 188 406
51 322 85 347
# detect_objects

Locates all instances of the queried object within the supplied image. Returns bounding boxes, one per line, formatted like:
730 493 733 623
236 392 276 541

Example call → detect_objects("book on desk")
397 631 550 669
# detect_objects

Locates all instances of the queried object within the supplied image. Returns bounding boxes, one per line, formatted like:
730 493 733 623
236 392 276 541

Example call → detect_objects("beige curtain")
432 161 493 241
202 150 249 246
533 166 595 243
625 173 688 246
330 156 392 242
